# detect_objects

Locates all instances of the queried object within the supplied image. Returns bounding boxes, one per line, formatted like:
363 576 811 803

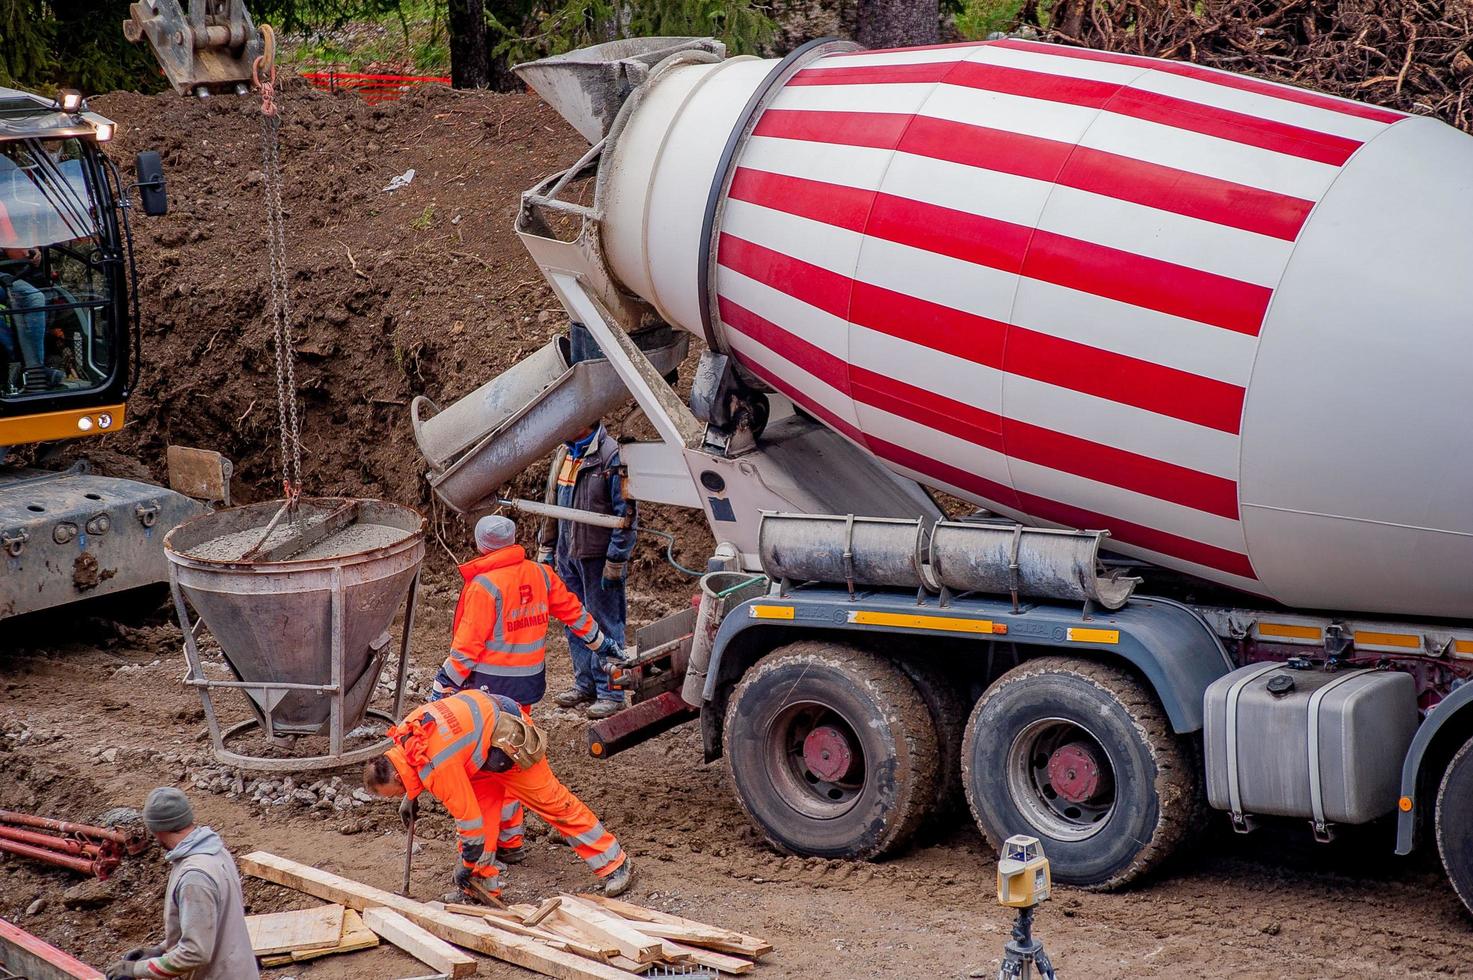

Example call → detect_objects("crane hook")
252 24 278 117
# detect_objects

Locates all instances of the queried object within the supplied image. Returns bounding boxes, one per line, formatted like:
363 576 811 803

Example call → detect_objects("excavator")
0 2 262 619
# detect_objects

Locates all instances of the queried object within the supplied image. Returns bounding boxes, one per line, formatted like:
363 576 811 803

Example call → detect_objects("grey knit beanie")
143 787 194 833
475 515 516 553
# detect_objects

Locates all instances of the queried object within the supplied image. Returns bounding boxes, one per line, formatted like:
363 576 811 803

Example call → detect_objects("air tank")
521 38 1473 619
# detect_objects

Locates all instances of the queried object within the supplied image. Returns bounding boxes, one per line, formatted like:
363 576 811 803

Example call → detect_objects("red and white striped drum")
597 39 1473 619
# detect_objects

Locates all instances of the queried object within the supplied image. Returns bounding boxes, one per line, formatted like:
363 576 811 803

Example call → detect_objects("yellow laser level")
997 834 1052 909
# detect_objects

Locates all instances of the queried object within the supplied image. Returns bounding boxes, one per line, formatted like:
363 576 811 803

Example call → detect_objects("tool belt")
492 710 547 770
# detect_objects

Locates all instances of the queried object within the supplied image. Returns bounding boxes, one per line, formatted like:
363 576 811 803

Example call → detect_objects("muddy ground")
2 81 1472 978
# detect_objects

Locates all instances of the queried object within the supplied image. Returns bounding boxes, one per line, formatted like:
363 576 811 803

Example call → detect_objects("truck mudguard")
702 587 1234 734
1396 682 1473 855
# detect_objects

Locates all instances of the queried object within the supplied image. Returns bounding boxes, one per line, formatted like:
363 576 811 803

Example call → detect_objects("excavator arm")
123 0 265 96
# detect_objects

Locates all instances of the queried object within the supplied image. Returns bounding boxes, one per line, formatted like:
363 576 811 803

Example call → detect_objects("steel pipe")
0 810 141 852
0 837 116 878
0 825 112 859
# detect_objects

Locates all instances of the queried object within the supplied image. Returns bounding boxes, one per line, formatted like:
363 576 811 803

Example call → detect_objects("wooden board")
578 894 773 957
659 939 755 976
443 905 612 961
553 898 661 964
240 851 641 980
260 909 380 967
246 903 345 956
0 916 104 980
365 906 479 978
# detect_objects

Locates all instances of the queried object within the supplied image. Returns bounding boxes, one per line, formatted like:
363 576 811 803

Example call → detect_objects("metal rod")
0 825 109 858
180 677 341 693
493 497 632 529
400 814 416 898
329 565 344 759
171 564 229 761
0 837 111 878
393 568 420 721
0 810 132 847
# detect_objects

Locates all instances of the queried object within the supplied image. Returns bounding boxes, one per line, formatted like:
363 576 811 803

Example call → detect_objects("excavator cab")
0 90 142 436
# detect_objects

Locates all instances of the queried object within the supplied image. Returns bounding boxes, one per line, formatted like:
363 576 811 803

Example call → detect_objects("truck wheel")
962 656 1201 889
1435 737 1473 915
899 660 970 834
724 640 938 859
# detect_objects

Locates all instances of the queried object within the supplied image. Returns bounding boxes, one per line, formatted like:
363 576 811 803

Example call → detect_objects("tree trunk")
855 0 940 49
447 0 489 89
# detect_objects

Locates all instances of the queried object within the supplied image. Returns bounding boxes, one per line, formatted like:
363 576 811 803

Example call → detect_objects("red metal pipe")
0 810 143 853
0 837 115 879
0 825 110 859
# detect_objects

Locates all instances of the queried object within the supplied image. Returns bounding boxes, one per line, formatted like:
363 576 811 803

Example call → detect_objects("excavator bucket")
123 0 265 96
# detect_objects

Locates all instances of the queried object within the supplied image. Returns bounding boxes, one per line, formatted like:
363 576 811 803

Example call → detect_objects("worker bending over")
106 789 257 980
430 514 623 862
364 689 633 900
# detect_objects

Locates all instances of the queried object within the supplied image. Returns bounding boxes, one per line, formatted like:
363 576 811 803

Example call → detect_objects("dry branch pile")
1025 0 1473 130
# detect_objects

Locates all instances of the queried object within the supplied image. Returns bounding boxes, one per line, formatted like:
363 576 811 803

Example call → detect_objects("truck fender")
1396 682 1473 855
698 592 1232 760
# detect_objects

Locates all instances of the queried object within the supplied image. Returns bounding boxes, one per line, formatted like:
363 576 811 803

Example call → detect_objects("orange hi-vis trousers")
470 758 625 896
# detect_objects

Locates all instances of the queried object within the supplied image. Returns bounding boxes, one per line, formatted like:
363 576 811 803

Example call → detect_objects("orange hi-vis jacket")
386 690 518 875
433 544 606 705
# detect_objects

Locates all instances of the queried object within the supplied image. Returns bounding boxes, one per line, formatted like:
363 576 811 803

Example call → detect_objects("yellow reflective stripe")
846 610 996 634
749 605 794 620
1258 622 1321 641
1354 630 1420 649
1067 628 1120 644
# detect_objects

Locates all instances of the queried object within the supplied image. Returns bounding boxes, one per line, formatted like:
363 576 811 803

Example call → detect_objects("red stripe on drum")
990 38 1404 124
718 231 1247 431
752 108 1314 242
791 59 1363 165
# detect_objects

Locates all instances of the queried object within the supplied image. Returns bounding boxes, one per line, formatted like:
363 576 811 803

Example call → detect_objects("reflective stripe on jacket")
436 544 604 704
386 691 518 869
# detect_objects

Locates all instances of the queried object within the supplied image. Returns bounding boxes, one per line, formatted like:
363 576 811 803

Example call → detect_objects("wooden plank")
240 851 641 980
364 906 479 978
245 903 345 956
260 909 381 966
553 898 662 964
659 940 755 976
0 916 104 980
526 897 563 928
578 895 773 957
443 906 612 961
620 921 732 945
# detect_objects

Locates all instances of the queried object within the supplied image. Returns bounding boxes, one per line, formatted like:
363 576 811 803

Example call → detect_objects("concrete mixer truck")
411 36 1473 909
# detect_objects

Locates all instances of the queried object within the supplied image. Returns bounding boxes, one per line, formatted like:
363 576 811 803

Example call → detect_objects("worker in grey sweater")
106 788 258 980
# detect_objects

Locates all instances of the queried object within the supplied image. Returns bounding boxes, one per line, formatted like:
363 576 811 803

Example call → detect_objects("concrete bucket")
163 497 426 770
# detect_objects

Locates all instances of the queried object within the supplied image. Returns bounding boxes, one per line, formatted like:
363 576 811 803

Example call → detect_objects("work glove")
597 634 626 666
104 960 147 980
398 794 419 829
535 547 555 565
453 864 474 889
123 946 166 963
600 559 628 588
459 838 485 868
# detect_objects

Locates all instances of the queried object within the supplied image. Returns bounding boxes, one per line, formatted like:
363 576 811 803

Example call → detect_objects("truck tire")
724 640 939 859
962 656 1201 889
1435 737 1473 916
899 659 970 834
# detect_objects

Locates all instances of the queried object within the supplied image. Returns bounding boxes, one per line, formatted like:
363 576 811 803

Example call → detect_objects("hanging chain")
254 26 302 506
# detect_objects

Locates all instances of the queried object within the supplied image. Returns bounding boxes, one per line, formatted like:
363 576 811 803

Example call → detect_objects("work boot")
601 858 634 897
586 698 623 720
554 688 595 709
498 844 527 865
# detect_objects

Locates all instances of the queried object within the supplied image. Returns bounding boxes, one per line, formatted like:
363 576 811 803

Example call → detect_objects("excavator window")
0 136 118 400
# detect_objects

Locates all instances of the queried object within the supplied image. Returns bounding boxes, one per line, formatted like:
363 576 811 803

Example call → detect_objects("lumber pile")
254 908 380 967
239 851 774 979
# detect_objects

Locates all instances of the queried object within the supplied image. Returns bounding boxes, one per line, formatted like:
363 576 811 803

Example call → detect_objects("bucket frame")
168 561 420 772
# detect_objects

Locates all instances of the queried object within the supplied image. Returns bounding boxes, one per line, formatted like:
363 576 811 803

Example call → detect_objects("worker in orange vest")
429 515 625 865
363 689 633 900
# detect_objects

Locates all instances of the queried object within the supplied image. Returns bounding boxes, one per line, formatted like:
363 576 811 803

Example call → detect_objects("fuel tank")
532 38 1473 618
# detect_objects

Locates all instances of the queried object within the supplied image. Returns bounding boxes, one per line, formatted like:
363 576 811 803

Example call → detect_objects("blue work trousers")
2 278 46 367
555 554 626 702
